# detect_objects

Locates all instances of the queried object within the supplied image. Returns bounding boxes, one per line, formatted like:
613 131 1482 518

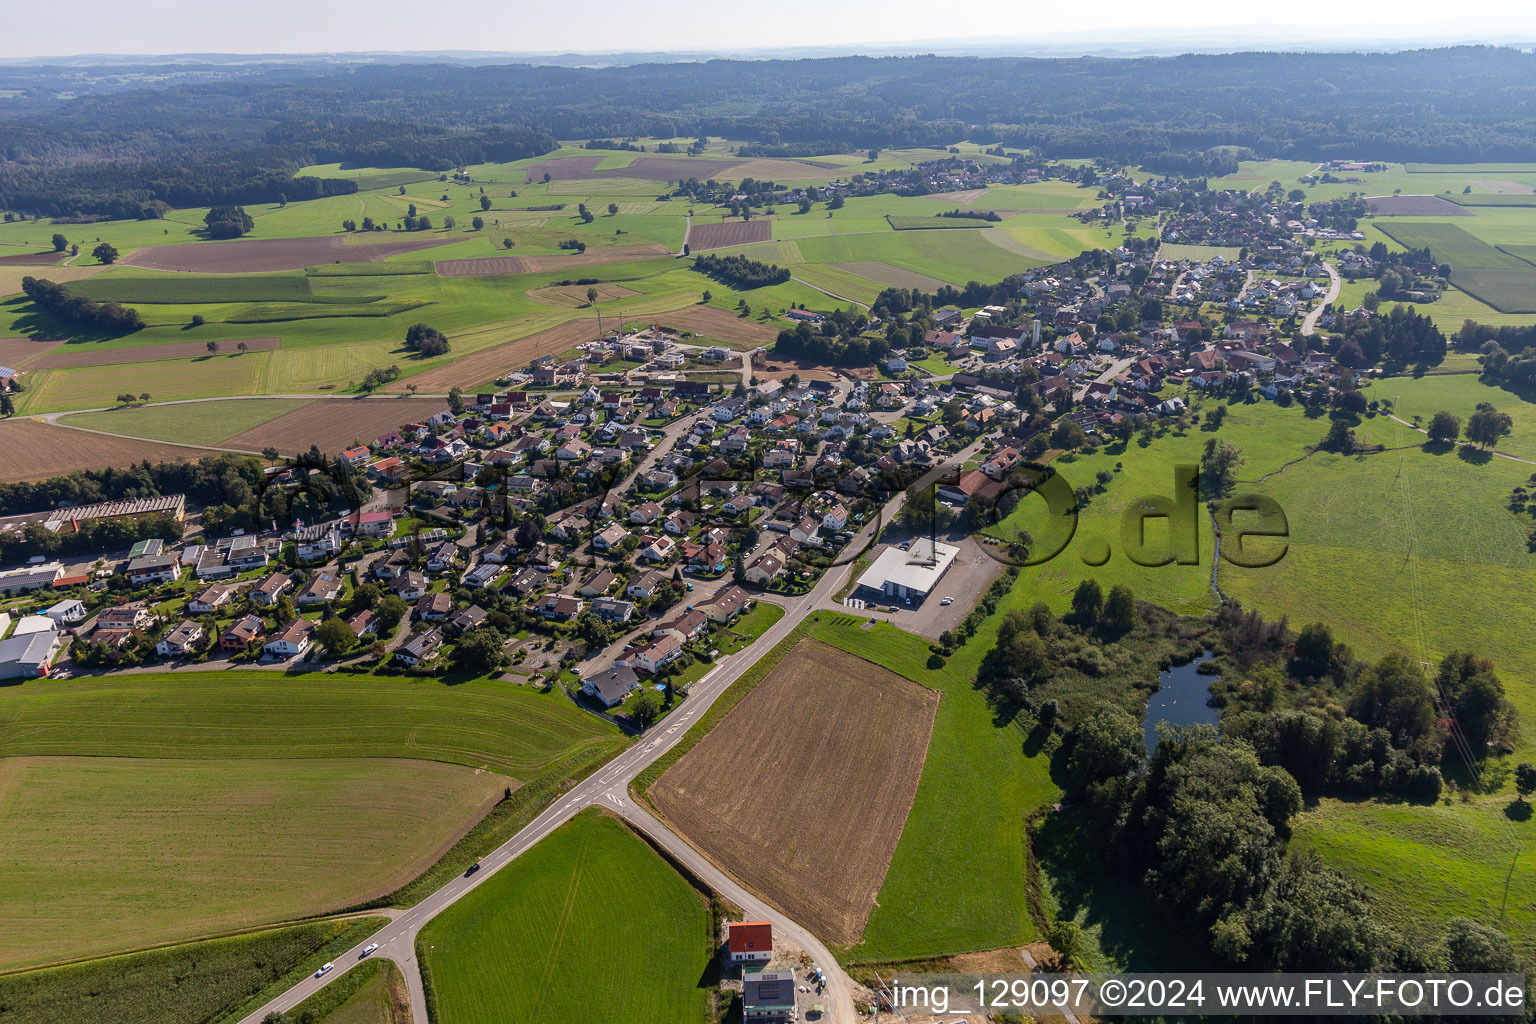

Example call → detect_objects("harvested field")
436 243 671 276
655 305 780 349
938 189 988 205
1366 195 1471 217
120 235 457 274
0 263 105 297
1471 180 1535 194
0 418 213 482
830 260 947 292
652 639 939 945
687 219 771 251
223 397 450 455
32 336 279 369
0 338 61 369
387 318 605 392
523 155 604 181
616 156 746 180
527 282 640 307
0 251 67 266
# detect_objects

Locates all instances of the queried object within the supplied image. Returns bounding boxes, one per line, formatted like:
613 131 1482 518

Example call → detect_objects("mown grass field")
0 755 506 970
0 916 385 1024
1292 796 1536 957
419 810 714 1024
59 397 314 445
0 672 624 777
1364 372 1536 460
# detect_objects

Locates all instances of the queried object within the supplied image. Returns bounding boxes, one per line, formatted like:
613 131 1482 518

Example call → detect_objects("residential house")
621 633 684 674
700 585 751 623
627 570 666 600
221 615 264 651
579 570 617 598
394 629 443 666
391 571 428 600
447 606 488 633
535 594 583 621
742 971 797 1023
262 619 315 660
44 599 86 627
728 922 773 967
250 572 293 607
581 665 639 708
463 562 503 589
295 573 342 607
654 608 708 642
127 553 180 587
416 592 453 621
592 523 629 553
640 535 676 562
155 620 204 658
347 609 378 637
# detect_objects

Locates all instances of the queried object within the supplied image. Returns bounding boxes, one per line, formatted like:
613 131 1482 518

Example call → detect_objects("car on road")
940 596 953 605
316 962 334 977
465 860 481 876
360 943 378 958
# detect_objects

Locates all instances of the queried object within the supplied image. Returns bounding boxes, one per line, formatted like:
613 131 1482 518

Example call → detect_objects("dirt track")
651 639 938 945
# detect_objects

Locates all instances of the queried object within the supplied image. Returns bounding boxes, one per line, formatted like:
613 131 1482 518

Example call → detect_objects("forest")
3 48 1536 217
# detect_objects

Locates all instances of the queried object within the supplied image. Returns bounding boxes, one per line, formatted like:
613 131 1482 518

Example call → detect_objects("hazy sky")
8 0 1536 59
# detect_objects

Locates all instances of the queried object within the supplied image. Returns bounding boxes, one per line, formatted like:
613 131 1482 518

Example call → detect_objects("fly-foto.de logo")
935 462 1291 570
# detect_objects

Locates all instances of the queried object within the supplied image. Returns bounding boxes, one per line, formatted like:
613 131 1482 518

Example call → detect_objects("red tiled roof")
728 921 772 954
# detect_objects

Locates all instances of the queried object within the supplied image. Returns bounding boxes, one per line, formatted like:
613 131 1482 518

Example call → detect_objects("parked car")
940 596 954 606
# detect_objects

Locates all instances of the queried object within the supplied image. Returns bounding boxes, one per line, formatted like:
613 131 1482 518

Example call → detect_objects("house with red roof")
728 921 773 967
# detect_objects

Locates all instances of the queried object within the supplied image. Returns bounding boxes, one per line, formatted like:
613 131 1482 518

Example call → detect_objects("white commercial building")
855 538 960 601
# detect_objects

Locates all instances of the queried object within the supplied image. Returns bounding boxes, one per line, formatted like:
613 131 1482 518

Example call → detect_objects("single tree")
443 215 456 230
607 203 619 216
1102 583 1136 635
471 216 484 230
629 688 663 729
236 341 249 355
480 195 492 211
206 340 219 354
586 286 599 306
139 392 151 403
314 617 355 657
447 386 465 415
1071 578 1103 625
1047 919 1086 969
51 233 67 252
0 393 14 418
1427 410 1460 443
1516 762 1536 802
1466 403 1513 449
452 628 509 675
92 242 119 264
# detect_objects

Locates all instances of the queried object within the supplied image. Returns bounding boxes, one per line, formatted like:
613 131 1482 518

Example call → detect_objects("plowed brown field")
436 244 672 277
655 306 779 349
686 219 771 251
223 397 451 455
0 418 215 482
121 235 458 273
386 319 605 392
651 639 938 945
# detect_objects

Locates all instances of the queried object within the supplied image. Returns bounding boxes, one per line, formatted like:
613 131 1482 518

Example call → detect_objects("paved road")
1301 260 1341 336
236 440 984 1024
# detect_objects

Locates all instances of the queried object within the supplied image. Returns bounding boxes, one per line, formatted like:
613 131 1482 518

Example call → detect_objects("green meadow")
60 398 312 445
419 810 715 1024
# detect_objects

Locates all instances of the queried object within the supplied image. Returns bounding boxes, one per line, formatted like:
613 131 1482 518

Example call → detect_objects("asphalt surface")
235 439 985 1024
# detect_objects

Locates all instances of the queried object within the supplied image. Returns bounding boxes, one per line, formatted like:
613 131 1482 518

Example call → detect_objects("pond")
1143 651 1220 751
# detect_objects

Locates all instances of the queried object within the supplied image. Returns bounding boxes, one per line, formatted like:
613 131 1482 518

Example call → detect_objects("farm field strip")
220 396 452 454
58 397 314 446
685 219 772 250
0 755 508 970
419 809 714 1024
652 639 938 945
0 417 218 482
652 303 781 348
31 336 279 369
121 235 460 274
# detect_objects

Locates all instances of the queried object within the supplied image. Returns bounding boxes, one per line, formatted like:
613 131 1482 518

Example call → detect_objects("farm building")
854 538 960 602
39 494 185 532
0 631 61 679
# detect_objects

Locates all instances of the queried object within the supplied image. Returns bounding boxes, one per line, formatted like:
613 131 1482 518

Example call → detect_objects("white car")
360 943 379 958
316 962 335 977
940 596 954 606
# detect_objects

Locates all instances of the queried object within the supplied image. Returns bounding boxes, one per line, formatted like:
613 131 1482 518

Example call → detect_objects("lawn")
1159 242 1243 262
418 809 714 1024
0 755 506 970
59 397 314 445
0 916 386 1024
0 672 624 778
1363 371 1536 461
1292 796 1536 957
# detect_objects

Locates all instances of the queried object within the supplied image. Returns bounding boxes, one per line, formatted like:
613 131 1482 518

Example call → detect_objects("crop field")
0 261 105 296
0 672 623 777
1373 221 1526 269
1447 270 1536 313
0 417 213 482
526 282 639 306
686 219 772 250
0 250 69 265
0 755 507 969
0 336 60 367
1159 242 1245 262
31 336 279 369
15 351 275 414
419 810 713 1024
805 616 1058 962
0 916 386 1024
58 397 313 446
305 261 433 277
789 264 884 306
652 639 938 945
437 243 673 276
1366 195 1471 216
886 214 993 229
70 273 326 304
654 303 781 348
522 155 604 181
1448 193 1536 207
828 260 946 292
383 318 609 392
220 396 449 454
1292 796 1535 957
121 235 459 273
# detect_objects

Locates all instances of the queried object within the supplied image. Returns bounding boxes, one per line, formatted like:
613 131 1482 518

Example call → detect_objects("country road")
1301 260 1341 336
236 436 989 1024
